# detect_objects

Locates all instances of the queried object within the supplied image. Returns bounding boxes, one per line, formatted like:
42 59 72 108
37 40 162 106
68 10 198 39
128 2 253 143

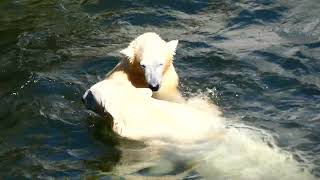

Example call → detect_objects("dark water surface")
0 0 320 179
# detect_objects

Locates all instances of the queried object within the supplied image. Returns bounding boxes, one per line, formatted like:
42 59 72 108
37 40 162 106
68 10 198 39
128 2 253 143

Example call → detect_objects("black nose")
148 84 160 91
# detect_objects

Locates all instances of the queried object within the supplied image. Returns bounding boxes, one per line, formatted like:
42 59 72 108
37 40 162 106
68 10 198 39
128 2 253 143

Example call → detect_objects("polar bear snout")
143 64 163 91
146 75 161 91
148 84 160 91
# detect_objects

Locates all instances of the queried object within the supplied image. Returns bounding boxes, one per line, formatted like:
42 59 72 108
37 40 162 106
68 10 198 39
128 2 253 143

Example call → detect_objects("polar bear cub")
106 32 183 102
82 79 224 143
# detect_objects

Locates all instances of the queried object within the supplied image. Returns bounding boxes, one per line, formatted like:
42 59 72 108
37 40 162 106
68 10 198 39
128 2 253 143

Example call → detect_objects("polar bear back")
84 79 224 142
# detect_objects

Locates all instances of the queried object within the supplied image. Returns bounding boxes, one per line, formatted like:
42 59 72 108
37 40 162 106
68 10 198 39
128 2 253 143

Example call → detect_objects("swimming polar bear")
82 79 315 180
82 79 225 143
106 32 183 102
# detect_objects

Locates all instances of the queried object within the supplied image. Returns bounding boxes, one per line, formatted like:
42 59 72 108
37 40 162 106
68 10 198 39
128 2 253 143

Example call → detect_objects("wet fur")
106 32 183 102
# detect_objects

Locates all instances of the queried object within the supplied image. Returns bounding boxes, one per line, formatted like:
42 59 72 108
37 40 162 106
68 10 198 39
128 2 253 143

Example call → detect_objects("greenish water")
0 0 320 179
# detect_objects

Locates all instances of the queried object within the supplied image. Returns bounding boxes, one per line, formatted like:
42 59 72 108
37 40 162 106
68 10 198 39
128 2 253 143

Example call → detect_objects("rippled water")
0 0 319 179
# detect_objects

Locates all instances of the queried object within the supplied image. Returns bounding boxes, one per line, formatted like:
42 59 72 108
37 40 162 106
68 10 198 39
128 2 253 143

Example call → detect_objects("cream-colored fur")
83 79 224 143
106 32 183 102
82 79 315 180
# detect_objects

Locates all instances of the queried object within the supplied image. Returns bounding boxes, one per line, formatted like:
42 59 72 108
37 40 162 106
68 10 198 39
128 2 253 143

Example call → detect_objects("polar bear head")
120 32 178 91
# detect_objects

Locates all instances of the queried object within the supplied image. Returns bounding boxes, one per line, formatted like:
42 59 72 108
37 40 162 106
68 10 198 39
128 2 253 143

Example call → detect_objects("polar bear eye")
159 63 164 66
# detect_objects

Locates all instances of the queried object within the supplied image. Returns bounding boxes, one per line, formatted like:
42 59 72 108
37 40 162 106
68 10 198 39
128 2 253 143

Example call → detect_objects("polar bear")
106 32 183 102
81 79 315 180
82 79 225 143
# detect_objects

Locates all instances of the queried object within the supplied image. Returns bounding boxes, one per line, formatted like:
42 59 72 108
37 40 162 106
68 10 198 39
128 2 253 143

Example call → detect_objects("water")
0 0 319 179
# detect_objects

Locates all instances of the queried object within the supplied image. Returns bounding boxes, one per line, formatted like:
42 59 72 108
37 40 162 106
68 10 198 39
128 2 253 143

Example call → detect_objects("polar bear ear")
120 47 135 62
166 40 179 56
137 88 152 97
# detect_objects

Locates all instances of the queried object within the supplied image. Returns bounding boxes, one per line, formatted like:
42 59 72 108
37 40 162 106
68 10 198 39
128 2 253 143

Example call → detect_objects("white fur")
84 79 224 142
120 32 178 63
83 79 315 180
109 32 182 100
